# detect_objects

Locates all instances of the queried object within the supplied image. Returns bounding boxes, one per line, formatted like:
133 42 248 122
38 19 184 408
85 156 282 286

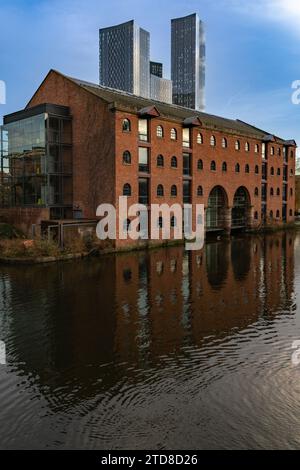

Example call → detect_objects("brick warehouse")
0 69 297 250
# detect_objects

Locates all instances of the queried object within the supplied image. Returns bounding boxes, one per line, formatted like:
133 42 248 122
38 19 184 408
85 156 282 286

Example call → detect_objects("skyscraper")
99 20 150 98
171 13 205 111
150 61 163 78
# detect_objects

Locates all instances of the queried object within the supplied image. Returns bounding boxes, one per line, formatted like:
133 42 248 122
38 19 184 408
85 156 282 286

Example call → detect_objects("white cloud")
226 0 300 37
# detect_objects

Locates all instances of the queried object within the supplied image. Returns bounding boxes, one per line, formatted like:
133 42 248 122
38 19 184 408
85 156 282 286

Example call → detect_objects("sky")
0 0 299 157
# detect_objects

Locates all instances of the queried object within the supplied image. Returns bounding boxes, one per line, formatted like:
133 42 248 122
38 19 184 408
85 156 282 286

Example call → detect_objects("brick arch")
232 186 252 228
206 185 229 230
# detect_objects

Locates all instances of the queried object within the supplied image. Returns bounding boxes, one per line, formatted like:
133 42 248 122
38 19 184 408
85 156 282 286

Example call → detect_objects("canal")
0 232 300 449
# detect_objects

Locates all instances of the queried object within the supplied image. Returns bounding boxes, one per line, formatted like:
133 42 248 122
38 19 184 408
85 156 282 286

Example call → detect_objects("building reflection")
0 232 296 402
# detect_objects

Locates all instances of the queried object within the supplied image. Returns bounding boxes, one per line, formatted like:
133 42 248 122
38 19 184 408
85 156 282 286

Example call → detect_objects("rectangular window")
183 180 191 204
262 143 266 159
182 128 190 148
183 153 191 176
139 147 149 173
138 119 149 142
139 178 149 205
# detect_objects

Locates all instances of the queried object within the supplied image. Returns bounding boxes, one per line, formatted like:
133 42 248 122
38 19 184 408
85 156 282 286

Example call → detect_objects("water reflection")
0 232 298 449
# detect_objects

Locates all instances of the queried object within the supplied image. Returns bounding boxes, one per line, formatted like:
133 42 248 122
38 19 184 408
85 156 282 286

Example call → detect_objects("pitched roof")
31 70 297 144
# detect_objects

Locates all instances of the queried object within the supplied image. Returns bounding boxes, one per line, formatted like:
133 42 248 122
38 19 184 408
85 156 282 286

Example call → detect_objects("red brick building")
0 69 296 249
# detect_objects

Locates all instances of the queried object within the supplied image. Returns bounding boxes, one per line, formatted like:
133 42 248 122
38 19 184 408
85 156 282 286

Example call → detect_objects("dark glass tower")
171 13 205 111
99 20 150 98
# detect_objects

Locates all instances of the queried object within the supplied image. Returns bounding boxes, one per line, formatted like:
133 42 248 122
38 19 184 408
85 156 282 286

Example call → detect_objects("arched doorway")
232 187 251 228
206 186 228 230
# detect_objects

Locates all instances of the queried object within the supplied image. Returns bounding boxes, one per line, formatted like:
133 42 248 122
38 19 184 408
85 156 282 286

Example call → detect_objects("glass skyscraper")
99 20 150 98
171 13 205 111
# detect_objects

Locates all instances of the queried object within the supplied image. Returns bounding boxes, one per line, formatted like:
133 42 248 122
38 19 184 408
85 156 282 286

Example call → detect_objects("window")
197 159 203 170
255 187 259 197
291 150 294 158
245 164 250 173
156 125 163 138
270 146 274 156
210 135 216 147
123 183 131 196
139 178 149 205
171 156 177 168
139 147 149 172
183 180 191 203
277 168 281 176
211 161 216 171
122 119 131 132
182 128 190 148
123 150 131 165
183 153 191 176
270 211 273 219
171 216 177 228
277 188 280 196
197 133 203 144
270 167 274 176
138 119 148 142
255 144 259 153
255 165 259 174
235 140 240 151
222 137 227 148
171 128 177 140
270 187 274 196
291 169 294 176
123 219 131 233
157 154 164 167
254 211 258 220
291 188 293 196
171 185 177 197
157 184 164 197
290 209 293 216
222 162 227 172
157 216 163 229
235 163 240 173
277 148 281 156
276 210 280 218
245 142 250 152
197 186 203 197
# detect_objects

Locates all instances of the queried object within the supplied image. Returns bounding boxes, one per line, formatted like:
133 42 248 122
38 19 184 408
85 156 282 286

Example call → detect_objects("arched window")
270 187 274 196
277 188 280 196
255 165 259 174
270 146 274 156
254 211 258 220
210 135 216 147
157 216 163 229
157 184 164 197
222 137 227 148
270 210 273 219
122 119 131 132
171 156 177 168
123 183 132 196
156 125 164 138
245 164 250 173
255 187 259 197
245 142 250 152
157 154 164 167
277 148 281 156
123 150 131 165
222 162 227 172
270 167 274 176
290 188 293 196
197 133 203 144
197 186 203 197
171 185 177 197
235 163 240 173
235 140 240 151
171 128 177 140
255 144 259 153
198 159 203 170
211 161 216 171
276 210 280 218
277 168 281 176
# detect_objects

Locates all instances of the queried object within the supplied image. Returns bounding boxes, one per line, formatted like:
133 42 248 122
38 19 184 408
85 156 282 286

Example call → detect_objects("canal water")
0 232 300 449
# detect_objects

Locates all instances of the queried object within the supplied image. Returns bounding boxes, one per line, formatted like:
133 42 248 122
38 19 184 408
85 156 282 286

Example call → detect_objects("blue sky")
0 0 299 156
